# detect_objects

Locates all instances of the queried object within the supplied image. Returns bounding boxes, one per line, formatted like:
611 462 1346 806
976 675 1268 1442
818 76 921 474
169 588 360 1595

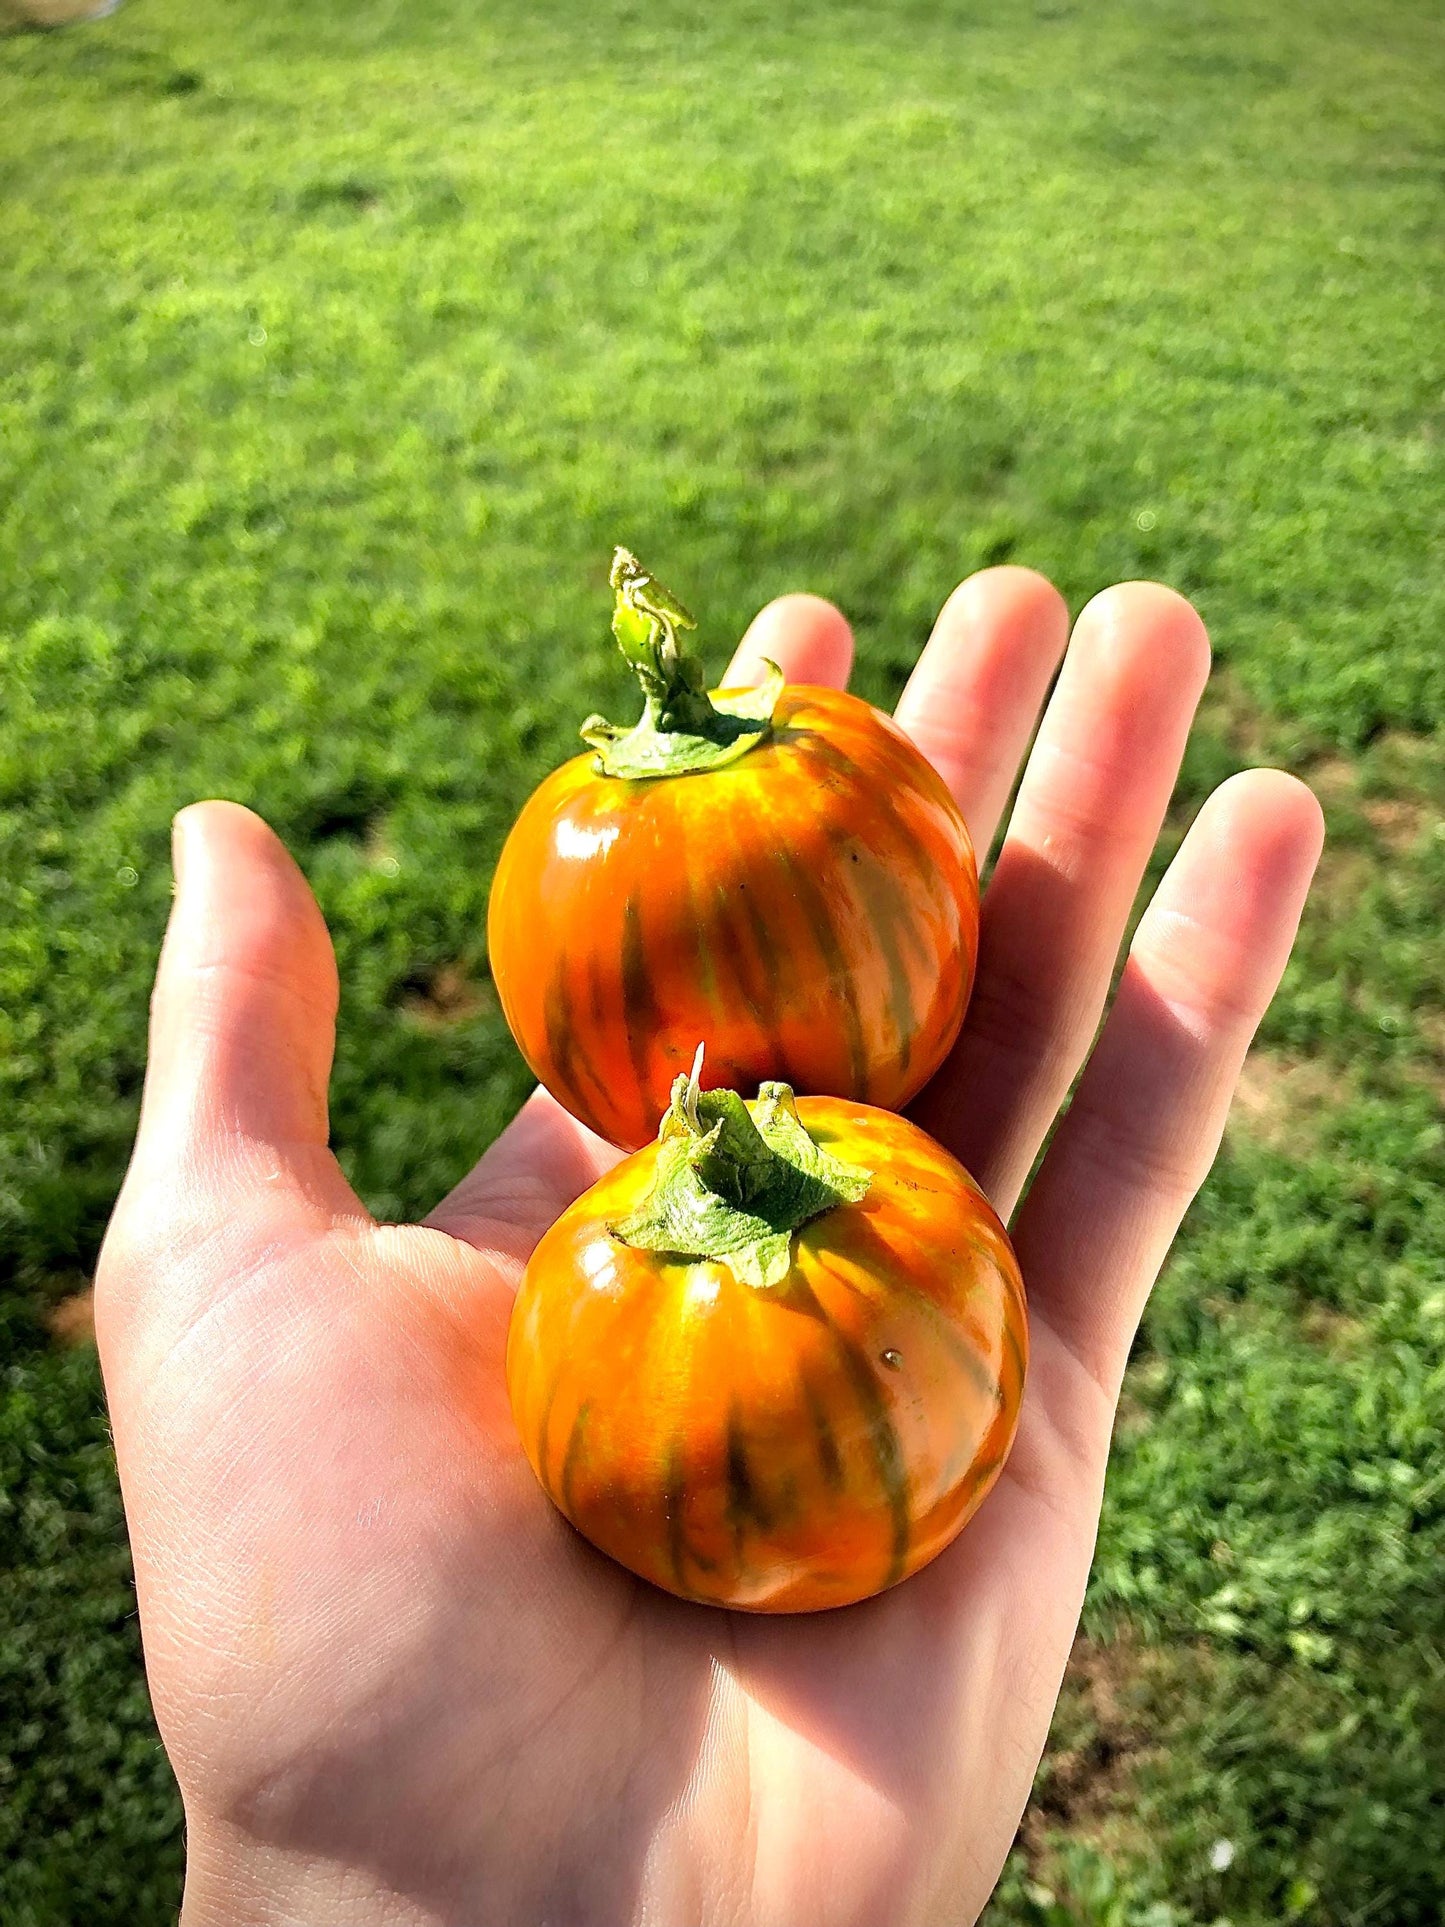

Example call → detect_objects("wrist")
180 1821 440 1927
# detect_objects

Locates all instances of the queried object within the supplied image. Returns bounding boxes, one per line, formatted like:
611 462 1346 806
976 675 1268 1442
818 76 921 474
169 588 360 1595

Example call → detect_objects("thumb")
99 802 364 1347
136 800 342 1167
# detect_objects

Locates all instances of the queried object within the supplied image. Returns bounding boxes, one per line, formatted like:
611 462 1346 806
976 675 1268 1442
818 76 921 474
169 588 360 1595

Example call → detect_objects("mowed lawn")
3 1 1443 1919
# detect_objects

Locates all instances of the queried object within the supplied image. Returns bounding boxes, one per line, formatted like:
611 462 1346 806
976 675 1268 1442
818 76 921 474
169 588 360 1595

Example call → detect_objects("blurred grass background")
2 1 1443 1920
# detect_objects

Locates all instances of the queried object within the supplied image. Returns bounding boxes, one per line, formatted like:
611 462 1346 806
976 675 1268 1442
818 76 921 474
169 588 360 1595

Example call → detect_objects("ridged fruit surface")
506 1098 1025 1612
488 685 979 1150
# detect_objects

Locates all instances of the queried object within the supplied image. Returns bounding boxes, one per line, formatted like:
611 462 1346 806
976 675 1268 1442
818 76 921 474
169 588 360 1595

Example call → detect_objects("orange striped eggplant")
506 1058 1026 1612
487 550 979 1151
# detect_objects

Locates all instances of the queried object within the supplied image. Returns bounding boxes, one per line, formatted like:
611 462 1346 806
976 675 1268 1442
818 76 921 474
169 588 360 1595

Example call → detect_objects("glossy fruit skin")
507 1098 1026 1612
488 685 979 1151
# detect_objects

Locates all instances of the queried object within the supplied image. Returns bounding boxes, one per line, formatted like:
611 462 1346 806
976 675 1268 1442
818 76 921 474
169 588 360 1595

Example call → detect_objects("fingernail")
171 809 192 896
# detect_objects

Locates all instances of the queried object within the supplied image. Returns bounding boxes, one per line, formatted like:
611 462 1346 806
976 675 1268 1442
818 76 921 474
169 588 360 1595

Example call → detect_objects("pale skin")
96 569 1324 1927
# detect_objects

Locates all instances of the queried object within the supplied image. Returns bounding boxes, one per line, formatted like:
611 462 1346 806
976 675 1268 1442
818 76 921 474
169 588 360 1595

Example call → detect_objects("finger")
425 1087 620 1261
915 583 1212 1216
723 592 854 689
893 566 1070 854
96 801 363 1379
1015 769 1324 1394
124 800 358 1210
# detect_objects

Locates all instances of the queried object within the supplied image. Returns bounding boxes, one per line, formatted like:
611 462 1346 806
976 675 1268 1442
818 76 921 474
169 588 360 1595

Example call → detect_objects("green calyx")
610 1049 872 1288
579 548 784 780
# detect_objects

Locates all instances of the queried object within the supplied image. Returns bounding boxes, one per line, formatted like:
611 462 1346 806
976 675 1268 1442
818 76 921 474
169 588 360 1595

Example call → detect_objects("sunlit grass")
2 2 1443 1919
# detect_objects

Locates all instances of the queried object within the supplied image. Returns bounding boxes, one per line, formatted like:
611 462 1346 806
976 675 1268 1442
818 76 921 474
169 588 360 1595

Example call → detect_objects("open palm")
97 568 1322 1927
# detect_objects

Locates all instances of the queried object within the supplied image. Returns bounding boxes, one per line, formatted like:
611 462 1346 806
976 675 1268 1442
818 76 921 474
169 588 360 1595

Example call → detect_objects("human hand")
96 569 1322 1927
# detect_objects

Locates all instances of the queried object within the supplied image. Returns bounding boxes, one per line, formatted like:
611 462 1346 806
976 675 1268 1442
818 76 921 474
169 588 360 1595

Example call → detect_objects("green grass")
3 0 1443 1920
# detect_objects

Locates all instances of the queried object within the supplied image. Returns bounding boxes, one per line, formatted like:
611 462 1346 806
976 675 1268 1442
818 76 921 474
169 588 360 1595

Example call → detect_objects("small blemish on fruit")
881 1348 903 1370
